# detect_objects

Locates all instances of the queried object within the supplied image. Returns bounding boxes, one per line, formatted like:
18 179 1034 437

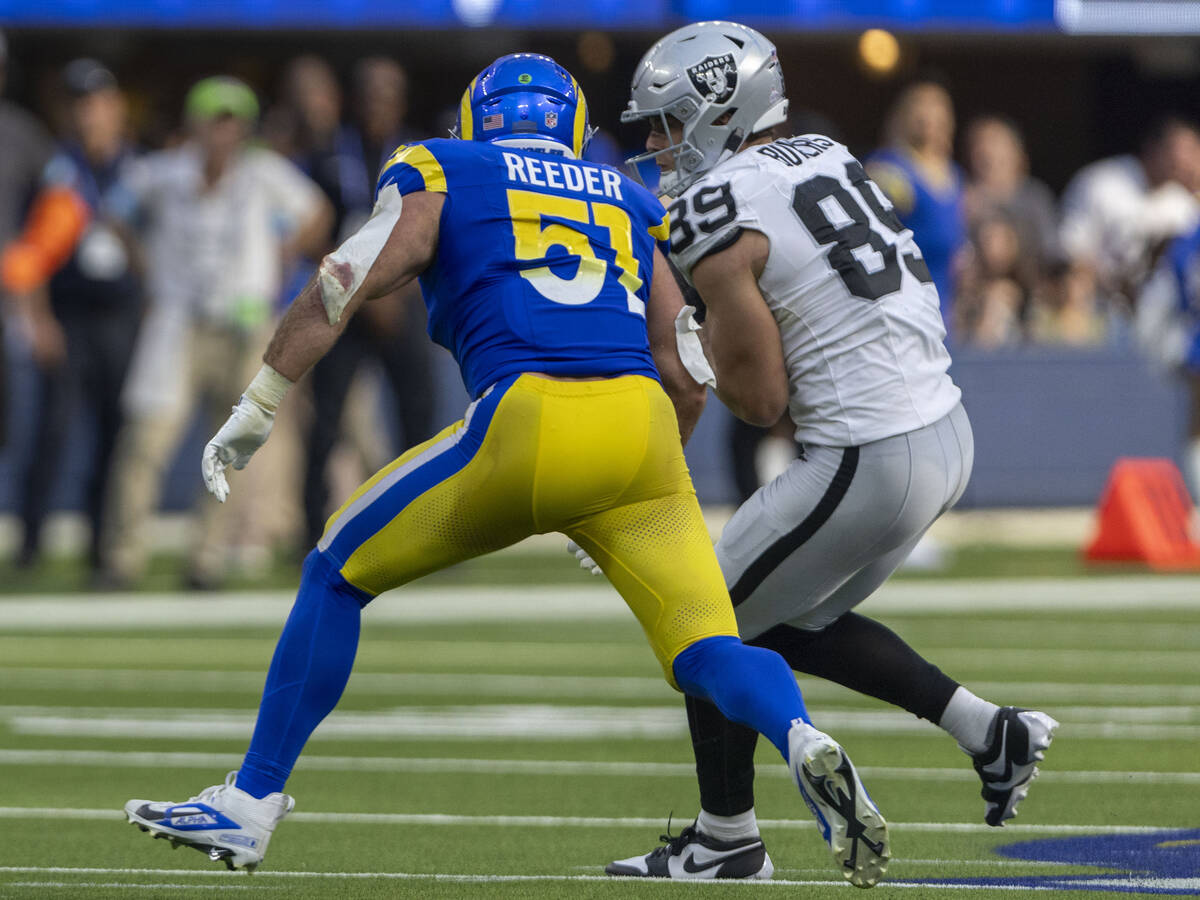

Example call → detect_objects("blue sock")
235 551 369 799
672 635 810 757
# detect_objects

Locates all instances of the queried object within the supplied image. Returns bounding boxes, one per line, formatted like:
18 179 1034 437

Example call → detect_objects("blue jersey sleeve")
375 142 450 200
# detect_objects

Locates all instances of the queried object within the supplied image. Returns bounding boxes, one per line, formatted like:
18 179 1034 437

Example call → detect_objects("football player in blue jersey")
122 54 889 883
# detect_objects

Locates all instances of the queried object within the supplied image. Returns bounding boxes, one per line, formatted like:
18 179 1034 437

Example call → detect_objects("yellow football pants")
316 373 738 684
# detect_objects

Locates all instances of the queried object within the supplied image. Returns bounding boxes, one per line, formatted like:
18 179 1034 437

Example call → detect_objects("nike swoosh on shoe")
680 842 764 875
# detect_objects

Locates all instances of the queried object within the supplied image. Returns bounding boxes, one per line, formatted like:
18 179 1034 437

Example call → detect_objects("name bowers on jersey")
502 151 624 201
756 136 835 167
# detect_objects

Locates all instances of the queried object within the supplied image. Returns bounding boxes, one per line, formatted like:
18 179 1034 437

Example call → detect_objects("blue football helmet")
455 53 594 159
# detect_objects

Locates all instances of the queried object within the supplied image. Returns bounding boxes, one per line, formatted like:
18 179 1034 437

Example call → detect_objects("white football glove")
202 364 293 503
201 396 275 503
565 540 601 576
674 304 717 389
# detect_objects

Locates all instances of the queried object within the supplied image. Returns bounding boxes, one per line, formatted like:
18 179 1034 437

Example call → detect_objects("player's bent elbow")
735 390 787 428
660 372 706 441
676 389 706 438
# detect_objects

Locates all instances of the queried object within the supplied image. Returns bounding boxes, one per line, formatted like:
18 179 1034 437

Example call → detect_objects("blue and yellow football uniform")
316 139 737 682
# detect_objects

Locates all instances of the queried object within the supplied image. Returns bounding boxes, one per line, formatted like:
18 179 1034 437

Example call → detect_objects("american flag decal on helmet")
482 113 504 131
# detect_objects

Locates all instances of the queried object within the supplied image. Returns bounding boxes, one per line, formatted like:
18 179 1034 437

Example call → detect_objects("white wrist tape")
318 183 404 325
674 305 717 390
243 364 293 414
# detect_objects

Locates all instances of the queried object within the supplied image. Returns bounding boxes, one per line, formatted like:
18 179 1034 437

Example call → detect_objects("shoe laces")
187 771 238 805
648 815 699 860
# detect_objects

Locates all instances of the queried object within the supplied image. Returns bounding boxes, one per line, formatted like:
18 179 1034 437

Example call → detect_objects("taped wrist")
243 364 293 414
675 305 717 389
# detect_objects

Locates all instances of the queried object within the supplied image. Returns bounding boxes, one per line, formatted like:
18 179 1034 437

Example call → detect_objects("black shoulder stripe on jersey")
729 446 860 607
692 226 745 269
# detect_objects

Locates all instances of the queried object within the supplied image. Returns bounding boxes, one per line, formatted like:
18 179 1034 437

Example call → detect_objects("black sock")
685 693 760 817
750 612 960 722
686 612 960 817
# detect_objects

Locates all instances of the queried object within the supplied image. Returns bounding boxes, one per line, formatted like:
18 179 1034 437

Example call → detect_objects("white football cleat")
125 772 293 872
605 822 773 879
967 707 1059 826
789 721 890 888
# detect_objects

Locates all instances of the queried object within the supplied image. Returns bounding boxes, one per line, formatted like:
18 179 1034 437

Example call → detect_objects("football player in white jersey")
603 21 1059 882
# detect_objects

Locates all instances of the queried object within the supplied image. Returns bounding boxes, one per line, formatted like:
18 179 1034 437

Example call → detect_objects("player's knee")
724 643 793 710
673 635 785 704
301 549 373 609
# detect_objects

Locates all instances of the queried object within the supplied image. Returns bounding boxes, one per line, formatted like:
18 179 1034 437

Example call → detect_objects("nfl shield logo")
544 111 559 129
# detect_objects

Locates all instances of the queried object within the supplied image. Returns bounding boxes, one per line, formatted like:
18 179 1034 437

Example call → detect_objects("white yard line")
5 667 1200 705
5 867 1199 891
0 808 1176 834
0 668 671 699
1 576 1199 631
8 882 264 891
4 703 1199 740
1 749 1197 785
966 681 1200 703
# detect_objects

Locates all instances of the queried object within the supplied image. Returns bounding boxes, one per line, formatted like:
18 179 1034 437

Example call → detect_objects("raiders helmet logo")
687 54 738 104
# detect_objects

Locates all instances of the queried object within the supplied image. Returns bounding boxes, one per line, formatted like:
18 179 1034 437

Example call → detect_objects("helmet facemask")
622 21 788 197
622 103 750 197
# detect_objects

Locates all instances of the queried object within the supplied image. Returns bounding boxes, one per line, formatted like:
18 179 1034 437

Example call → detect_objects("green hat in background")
185 76 259 122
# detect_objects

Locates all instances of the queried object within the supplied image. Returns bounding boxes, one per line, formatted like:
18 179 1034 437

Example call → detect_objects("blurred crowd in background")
3 27 1200 588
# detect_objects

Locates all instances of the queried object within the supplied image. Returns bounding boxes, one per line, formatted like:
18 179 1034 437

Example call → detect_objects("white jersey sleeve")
667 169 770 282
667 135 961 447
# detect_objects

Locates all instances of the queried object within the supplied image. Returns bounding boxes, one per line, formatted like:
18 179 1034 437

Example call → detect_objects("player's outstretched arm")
265 190 444 381
690 229 789 427
648 246 706 446
202 191 444 502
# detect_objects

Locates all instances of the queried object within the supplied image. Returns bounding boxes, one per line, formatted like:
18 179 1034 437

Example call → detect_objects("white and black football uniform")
668 134 972 635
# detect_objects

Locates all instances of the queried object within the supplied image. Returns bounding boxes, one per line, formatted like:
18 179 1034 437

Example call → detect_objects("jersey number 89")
508 189 646 317
791 161 932 302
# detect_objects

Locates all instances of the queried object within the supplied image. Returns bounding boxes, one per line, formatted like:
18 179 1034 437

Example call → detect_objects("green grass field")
0 553 1197 898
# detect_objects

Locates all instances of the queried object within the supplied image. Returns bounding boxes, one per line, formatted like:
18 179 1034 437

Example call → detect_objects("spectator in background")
0 29 55 448
1135 222 1200 504
957 116 1104 346
866 81 966 332
954 210 1028 348
963 116 1062 285
1060 115 1200 324
282 56 436 550
2 60 144 573
98 76 332 589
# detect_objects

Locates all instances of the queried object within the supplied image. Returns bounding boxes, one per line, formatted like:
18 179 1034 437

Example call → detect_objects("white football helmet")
622 21 788 196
